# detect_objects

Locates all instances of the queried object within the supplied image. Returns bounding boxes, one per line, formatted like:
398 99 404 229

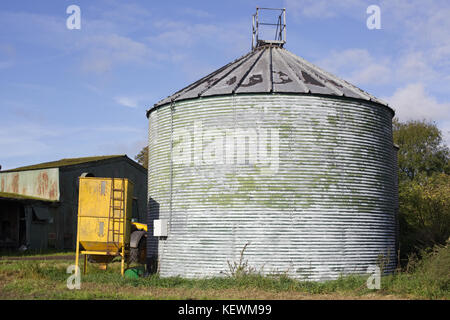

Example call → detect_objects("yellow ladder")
106 178 127 275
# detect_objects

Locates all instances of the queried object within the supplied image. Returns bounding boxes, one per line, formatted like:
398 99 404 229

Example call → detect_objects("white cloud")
114 96 138 108
113 93 155 109
384 83 450 146
396 52 438 82
316 49 392 85
380 0 450 44
316 47 443 90
79 34 156 73
180 8 213 19
385 83 450 121
144 19 249 80
289 0 450 90
149 18 248 53
0 4 247 79
96 138 147 159
0 125 56 158
286 0 366 19
440 122 450 147
351 64 392 85
379 1 450 83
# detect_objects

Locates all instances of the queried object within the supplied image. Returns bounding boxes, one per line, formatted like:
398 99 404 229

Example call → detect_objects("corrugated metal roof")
1 155 126 173
148 45 389 115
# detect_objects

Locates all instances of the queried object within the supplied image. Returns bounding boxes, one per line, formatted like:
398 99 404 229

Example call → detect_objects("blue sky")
1 0 449 170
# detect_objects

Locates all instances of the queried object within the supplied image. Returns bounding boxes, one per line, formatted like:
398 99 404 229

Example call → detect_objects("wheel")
129 236 146 264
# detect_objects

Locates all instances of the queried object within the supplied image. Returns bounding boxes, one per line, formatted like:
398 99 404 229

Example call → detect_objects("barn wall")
0 168 59 201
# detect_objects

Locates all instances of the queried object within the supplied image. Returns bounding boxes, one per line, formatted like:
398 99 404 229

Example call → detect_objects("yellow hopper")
75 177 133 275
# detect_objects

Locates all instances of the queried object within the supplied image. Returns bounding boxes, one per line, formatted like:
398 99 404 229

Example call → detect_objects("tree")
393 119 450 260
393 119 449 181
135 146 148 169
399 173 450 256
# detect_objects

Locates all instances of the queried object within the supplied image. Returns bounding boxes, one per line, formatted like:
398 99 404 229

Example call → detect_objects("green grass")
0 244 448 300
382 243 450 299
0 249 75 257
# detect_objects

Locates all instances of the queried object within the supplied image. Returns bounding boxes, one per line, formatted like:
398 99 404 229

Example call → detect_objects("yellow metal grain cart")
75 177 134 275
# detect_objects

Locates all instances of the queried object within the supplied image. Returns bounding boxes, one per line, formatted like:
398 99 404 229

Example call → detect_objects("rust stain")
37 171 49 196
1 177 4 192
12 174 19 194
49 181 57 200
22 187 27 194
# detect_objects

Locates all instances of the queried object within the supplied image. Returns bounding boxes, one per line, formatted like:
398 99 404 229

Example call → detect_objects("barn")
0 155 147 251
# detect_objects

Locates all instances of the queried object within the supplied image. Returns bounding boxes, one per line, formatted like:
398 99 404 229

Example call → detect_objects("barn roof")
1 155 126 173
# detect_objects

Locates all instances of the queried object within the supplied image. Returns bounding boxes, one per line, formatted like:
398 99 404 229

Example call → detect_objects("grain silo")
146 8 398 281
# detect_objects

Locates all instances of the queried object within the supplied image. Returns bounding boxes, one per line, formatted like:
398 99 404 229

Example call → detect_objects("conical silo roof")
148 45 389 115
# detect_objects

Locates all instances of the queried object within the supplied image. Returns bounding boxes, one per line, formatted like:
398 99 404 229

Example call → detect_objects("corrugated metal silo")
146 12 397 281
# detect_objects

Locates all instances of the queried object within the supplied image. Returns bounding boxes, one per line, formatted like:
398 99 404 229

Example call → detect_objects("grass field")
0 243 448 300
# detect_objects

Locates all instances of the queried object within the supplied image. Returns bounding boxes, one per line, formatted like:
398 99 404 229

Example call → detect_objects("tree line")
393 119 449 262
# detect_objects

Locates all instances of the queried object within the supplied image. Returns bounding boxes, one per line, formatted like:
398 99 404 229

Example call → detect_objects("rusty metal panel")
0 168 59 201
147 94 397 281
149 47 390 112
